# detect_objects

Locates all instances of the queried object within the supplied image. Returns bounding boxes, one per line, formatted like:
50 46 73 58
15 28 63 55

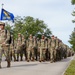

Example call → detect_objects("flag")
0 8 14 22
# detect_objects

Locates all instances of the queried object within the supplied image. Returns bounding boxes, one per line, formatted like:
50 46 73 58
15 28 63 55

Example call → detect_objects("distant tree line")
5 16 52 39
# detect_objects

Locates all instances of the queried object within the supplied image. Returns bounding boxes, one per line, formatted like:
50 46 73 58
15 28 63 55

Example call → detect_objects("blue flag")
0 9 14 22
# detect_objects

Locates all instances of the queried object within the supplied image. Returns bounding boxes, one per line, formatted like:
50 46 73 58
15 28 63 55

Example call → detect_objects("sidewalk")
0 56 74 75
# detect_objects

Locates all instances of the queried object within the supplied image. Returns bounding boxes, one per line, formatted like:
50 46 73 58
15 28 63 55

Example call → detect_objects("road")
0 56 74 75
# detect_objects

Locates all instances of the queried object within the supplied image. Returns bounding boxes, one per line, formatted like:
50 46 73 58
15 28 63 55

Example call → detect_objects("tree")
13 16 52 39
5 23 11 31
44 28 52 38
69 28 75 51
71 0 75 5
71 0 75 23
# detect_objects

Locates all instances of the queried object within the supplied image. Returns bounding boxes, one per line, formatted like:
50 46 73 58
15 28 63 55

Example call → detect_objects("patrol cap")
55 36 57 38
51 35 54 37
18 33 21 35
29 34 32 36
0 22 5 26
42 34 44 37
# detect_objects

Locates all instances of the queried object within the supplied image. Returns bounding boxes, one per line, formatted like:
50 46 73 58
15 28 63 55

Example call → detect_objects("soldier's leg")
20 50 23 61
31 47 34 61
50 48 54 63
54 49 57 62
24 48 27 60
45 48 48 61
42 48 46 61
39 48 43 62
35 47 38 61
16 50 19 61
12 50 16 61
0 46 2 68
4 45 11 68
27 47 30 62
27 50 30 62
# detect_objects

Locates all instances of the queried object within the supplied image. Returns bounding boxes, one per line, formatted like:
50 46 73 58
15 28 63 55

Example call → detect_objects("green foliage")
13 16 52 39
71 0 75 23
72 10 75 23
44 28 52 38
5 23 11 31
69 28 75 51
71 0 75 5
64 60 75 75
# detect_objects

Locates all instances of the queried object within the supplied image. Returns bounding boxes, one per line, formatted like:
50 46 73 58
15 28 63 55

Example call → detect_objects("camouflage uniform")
55 37 59 61
16 33 22 61
27 34 34 62
10 35 16 61
33 36 38 61
0 22 11 68
49 35 56 63
39 35 46 62
62 44 67 59
45 37 49 61
20 35 27 61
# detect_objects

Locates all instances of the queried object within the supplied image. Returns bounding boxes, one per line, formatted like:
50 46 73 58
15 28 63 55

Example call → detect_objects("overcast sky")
0 0 75 47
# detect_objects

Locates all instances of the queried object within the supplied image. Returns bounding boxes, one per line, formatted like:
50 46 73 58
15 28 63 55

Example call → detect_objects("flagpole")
2 3 4 9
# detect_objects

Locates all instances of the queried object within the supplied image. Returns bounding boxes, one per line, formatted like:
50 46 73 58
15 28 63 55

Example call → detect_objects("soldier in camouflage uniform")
49 35 56 63
45 37 49 61
27 34 34 62
0 22 11 68
10 35 16 61
20 35 27 61
54 37 59 61
16 33 22 61
33 36 38 61
39 35 46 62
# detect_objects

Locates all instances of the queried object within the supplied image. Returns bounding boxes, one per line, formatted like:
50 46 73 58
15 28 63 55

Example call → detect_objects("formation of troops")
0 22 74 69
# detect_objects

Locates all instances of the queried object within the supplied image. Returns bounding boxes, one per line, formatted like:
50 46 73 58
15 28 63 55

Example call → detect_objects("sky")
0 0 75 47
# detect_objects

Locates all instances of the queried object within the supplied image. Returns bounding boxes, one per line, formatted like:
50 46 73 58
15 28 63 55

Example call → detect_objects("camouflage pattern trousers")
0 44 11 62
40 47 46 61
27 46 34 61
49 47 56 62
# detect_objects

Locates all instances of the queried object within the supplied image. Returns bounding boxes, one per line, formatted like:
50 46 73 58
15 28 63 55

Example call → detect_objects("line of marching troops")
10 33 75 63
0 22 74 68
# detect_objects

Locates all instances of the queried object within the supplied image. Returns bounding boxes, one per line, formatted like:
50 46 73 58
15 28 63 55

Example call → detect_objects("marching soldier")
33 36 38 61
10 35 16 61
49 35 56 63
0 22 11 68
54 37 59 61
20 35 27 61
39 35 46 62
27 34 34 62
16 33 22 61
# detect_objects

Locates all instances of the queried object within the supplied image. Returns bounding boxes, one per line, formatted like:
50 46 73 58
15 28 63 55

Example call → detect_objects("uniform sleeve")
5 30 10 44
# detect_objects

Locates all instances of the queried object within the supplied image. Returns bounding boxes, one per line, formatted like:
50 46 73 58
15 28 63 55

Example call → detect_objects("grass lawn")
64 60 75 75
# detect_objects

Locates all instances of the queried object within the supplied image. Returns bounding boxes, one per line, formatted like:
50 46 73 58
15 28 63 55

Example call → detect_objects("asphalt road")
0 56 74 75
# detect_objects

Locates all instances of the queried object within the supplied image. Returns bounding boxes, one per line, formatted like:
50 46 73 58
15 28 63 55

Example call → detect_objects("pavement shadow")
0 64 38 69
12 64 38 68
58 57 72 63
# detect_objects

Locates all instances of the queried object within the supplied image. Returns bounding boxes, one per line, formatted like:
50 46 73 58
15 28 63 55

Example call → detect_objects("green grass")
64 60 75 75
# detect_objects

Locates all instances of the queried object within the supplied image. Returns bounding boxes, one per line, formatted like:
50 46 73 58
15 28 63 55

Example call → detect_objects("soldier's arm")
5 30 10 44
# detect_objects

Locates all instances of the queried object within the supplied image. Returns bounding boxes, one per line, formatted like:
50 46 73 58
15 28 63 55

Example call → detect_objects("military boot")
31 57 34 61
50 59 53 63
7 61 11 68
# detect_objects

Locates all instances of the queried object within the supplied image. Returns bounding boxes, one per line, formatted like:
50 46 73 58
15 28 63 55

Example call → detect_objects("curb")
61 55 75 75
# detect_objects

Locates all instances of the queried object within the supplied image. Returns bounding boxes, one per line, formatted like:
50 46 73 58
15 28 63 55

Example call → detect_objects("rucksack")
5 29 11 44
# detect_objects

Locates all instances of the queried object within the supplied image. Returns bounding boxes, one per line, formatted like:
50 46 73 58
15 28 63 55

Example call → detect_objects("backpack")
5 29 11 44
